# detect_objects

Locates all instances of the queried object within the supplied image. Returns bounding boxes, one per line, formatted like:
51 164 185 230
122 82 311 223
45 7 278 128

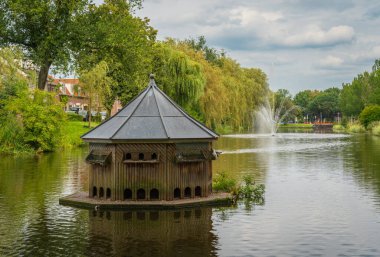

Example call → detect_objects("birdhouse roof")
81 76 218 142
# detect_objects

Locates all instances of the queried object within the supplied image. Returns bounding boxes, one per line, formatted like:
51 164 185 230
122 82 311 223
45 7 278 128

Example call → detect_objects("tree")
0 0 91 89
0 47 31 102
0 0 145 91
153 41 206 110
79 61 112 128
185 36 225 66
73 0 156 105
294 90 319 110
308 88 340 121
359 105 380 128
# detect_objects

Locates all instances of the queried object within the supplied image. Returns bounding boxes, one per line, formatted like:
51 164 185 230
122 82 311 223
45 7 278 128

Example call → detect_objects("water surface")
1 132 380 256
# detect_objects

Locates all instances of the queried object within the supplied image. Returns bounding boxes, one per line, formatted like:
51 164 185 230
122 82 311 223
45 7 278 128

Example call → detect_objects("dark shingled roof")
81 76 218 141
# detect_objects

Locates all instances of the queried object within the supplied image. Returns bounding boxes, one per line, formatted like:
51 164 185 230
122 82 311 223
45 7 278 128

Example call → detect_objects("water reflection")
86 208 218 257
343 135 380 202
1 133 380 256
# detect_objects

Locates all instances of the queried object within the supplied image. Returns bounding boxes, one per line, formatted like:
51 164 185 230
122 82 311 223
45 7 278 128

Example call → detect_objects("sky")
135 0 380 94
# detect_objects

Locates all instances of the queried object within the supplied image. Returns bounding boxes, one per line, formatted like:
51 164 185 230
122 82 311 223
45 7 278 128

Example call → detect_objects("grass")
279 123 313 128
61 121 99 148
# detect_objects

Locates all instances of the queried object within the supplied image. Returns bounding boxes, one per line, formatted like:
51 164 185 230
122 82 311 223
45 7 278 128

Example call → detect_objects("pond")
1 132 380 256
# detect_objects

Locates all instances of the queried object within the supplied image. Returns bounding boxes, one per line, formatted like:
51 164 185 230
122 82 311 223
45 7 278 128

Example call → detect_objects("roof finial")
149 73 155 80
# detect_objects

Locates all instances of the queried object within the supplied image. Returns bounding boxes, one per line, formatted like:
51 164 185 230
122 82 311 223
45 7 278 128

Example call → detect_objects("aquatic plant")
213 172 265 202
213 171 237 193
239 175 265 201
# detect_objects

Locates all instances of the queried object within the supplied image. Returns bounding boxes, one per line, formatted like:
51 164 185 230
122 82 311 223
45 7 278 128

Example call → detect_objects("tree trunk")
37 61 52 90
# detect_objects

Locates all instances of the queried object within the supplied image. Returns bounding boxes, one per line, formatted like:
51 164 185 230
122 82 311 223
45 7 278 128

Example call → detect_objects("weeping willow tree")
152 38 269 132
153 41 205 113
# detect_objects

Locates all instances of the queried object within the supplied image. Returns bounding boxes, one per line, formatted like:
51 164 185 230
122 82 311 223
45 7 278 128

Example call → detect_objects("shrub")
372 123 380 136
67 112 83 121
0 114 33 154
4 89 66 151
347 123 365 133
359 105 380 128
333 124 345 131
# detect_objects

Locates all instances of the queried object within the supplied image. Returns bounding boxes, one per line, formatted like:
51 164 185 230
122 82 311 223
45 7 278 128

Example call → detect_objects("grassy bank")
61 121 99 148
279 123 313 128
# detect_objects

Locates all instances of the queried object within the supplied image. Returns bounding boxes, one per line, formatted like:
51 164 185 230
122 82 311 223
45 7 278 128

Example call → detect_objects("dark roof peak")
148 73 157 88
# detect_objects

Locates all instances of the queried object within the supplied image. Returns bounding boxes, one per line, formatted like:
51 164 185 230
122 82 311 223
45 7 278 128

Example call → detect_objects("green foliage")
0 0 90 89
359 105 380 128
339 60 380 118
1 87 66 152
238 175 265 202
372 123 380 136
67 113 83 121
0 114 33 154
185 36 225 66
10 90 66 151
307 88 340 121
294 90 319 111
347 123 365 133
156 42 206 108
333 124 345 131
73 0 156 105
153 39 269 131
213 172 265 202
79 61 112 127
0 0 146 90
213 171 237 193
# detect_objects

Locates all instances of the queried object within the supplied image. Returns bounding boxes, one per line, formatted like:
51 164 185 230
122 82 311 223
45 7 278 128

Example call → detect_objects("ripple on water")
223 133 351 139
221 141 350 154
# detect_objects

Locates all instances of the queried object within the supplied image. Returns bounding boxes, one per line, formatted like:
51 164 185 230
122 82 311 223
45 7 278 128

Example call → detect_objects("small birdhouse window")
151 153 157 160
125 153 132 160
86 150 111 166
139 153 144 160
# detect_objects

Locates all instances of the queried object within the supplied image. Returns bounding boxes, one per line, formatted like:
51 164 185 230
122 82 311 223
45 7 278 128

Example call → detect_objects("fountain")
254 95 297 136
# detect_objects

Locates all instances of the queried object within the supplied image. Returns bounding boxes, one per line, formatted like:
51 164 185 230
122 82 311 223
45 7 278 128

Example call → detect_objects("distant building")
46 76 122 115
46 77 88 111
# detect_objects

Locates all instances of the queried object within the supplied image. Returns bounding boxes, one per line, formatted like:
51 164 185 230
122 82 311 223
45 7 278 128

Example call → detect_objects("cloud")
199 6 355 50
137 0 380 93
281 26 355 48
319 55 344 67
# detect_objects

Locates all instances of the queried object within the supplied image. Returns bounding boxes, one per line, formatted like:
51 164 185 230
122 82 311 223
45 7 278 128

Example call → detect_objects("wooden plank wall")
88 142 214 201
115 144 167 201
88 143 115 199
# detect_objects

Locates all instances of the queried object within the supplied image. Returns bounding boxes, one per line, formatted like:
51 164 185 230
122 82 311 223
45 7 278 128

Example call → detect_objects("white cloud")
230 7 283 26
319 55 344 67
282 25 355 47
